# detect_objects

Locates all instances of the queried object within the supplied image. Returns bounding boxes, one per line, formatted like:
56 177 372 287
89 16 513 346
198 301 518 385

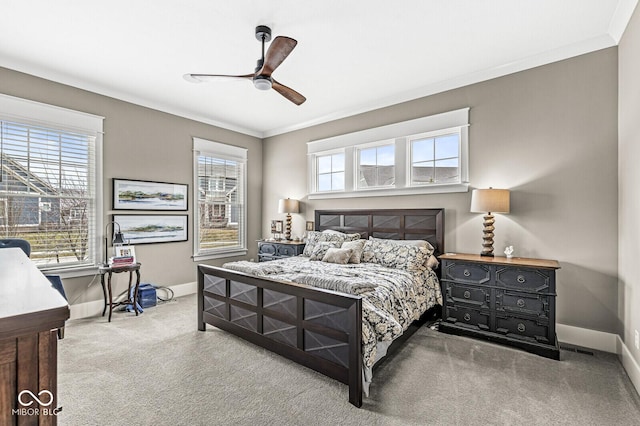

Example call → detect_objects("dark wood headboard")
314 208 445 256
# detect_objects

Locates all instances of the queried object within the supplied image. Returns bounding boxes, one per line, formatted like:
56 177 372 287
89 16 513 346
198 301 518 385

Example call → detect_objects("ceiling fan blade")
259 36 297 76
272 79 306 105
183 73 253 83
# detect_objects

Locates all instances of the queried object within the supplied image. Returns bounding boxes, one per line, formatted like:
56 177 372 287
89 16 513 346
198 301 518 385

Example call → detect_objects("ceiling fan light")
253 76 272 91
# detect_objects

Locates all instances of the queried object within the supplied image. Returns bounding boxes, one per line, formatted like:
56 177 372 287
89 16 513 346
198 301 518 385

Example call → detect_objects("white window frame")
192 137 247 261
307 108 469 199
312 149 346 193
407 127 464 186
355 140 396 190
0 94 104 276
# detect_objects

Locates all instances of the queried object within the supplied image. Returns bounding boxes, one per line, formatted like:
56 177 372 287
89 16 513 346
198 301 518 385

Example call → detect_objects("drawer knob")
517 275 526 284
463 313 471 322
516 299 526 308
463 269 471 277
517 323 526 333
463 291 471 299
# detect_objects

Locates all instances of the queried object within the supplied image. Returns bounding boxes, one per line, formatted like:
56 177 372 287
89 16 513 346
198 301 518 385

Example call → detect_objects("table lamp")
470 188 510 257
278 198 299 241
105 221 125 264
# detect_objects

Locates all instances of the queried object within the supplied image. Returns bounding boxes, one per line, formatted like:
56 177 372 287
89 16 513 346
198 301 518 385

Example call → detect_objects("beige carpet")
57 294 640 425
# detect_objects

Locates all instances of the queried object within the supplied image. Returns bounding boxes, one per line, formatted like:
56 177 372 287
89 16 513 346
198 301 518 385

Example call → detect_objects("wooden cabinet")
438 253 560 359
0 248 69 425
258 241 305 262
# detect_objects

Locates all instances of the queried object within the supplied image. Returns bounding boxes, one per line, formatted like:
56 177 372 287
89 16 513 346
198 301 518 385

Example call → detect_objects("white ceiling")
1 1 637 138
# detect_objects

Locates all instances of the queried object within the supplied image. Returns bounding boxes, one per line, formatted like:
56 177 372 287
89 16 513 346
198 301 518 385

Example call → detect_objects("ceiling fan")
184 25 306 105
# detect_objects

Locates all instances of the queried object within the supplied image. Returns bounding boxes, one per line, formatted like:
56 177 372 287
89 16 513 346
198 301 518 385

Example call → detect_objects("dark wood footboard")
198 264 364 407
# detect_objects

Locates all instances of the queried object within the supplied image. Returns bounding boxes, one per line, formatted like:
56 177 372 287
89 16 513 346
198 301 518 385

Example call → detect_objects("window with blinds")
193 138 247 259
0 120 97 268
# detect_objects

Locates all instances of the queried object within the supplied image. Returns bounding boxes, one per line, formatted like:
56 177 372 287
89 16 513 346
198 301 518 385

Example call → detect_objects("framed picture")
306 221 314 231
113 215 188 245
114 245 136 262
113 179 188 211
274 220 283 233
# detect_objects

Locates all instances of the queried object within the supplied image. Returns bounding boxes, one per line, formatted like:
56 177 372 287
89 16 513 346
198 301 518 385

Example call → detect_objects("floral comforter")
223 256 442 367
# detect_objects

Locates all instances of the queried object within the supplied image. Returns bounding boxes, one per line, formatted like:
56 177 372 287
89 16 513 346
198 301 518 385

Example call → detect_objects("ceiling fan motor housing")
253 75 272 90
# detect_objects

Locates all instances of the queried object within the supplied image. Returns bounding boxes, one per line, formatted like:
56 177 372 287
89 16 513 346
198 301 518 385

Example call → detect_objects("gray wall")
619 5 640 365
0 67 263 305
263 48 619 334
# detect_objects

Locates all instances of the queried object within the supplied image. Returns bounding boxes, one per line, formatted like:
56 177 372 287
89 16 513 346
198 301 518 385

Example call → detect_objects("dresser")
438 253 560 359
0 248 69 425
257 240 305 262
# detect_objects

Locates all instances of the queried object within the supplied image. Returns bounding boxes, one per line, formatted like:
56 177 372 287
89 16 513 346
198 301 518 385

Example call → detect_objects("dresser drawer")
277 244 303 257
496 289 549 317
444 281 491 310
258 243 277 256
443 305 491 331
442 261 491 285
495 313 551 344
495 267 552 293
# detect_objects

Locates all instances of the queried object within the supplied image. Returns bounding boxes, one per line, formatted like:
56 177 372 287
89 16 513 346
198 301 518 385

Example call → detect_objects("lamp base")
480 213 496 257
285 213 292 240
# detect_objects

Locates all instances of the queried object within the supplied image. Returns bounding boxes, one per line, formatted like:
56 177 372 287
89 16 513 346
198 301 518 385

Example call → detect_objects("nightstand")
258 240 305 262
438 253 560 359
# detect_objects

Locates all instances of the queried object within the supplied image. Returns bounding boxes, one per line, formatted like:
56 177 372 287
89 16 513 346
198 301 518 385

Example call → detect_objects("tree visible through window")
0 120 96 267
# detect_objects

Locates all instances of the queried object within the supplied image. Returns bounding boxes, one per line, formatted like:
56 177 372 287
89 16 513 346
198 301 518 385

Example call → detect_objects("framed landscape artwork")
113 179 188 211
113 215 188 245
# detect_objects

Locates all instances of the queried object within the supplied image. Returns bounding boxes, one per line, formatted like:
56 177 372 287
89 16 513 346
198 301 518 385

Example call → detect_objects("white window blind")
193 138 247 259
0 120 98 269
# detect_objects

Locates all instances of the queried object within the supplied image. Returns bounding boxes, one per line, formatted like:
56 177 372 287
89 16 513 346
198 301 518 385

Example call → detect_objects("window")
410 131 460 185
316 152 345 192
357 143 395 189
193 138 247 260
307 108 469 199
0 94 103 272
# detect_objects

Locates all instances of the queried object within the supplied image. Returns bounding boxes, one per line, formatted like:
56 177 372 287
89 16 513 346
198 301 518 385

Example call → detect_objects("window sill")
308 183 469 199
40 264 101 279
193 249 248 262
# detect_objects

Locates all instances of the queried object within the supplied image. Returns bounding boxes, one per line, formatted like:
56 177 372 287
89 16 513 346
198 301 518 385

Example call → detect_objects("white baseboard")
618 336 640 398
556 323 619 353
69 281 197 320
557 323 640 397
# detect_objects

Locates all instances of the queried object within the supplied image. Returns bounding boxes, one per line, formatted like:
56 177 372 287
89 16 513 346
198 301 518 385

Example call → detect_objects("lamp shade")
470 188 510 213
278 198 299 214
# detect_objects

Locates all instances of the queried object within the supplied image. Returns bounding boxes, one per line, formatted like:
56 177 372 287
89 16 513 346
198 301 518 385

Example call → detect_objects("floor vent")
560 344 594 356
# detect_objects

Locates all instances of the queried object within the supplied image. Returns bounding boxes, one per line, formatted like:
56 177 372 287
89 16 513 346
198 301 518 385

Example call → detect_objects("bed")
197 208 444 407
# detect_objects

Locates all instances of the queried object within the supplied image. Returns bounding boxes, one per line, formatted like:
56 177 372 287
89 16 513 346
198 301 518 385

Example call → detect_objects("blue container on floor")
137 283 157 308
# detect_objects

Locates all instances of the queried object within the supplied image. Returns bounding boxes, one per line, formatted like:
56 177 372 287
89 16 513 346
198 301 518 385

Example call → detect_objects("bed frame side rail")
198 264 363 407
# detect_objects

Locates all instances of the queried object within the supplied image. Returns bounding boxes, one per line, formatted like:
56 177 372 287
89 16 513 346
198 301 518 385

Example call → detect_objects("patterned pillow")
308 241 341 261
303 231 361 257
321 247 353 265
341 239 366 264
368 237 435 256
362 238 429 270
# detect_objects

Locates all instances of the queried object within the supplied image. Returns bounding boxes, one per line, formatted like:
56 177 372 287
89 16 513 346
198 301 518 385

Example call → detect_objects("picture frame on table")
306 221 314 231
113 178 188 211
113 214 188 244
274 220 284 233
113 245 136 263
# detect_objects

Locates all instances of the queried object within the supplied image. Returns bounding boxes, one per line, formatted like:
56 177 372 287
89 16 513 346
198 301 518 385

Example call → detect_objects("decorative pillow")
368 236 435 256
362 238 429 270
321 247 353 265
341 239 366 264
303 230 361 257
308 241 341 261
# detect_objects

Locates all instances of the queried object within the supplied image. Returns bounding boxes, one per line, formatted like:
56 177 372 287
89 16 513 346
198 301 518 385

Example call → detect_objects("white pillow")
322 247 353 265
341 239 366 264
